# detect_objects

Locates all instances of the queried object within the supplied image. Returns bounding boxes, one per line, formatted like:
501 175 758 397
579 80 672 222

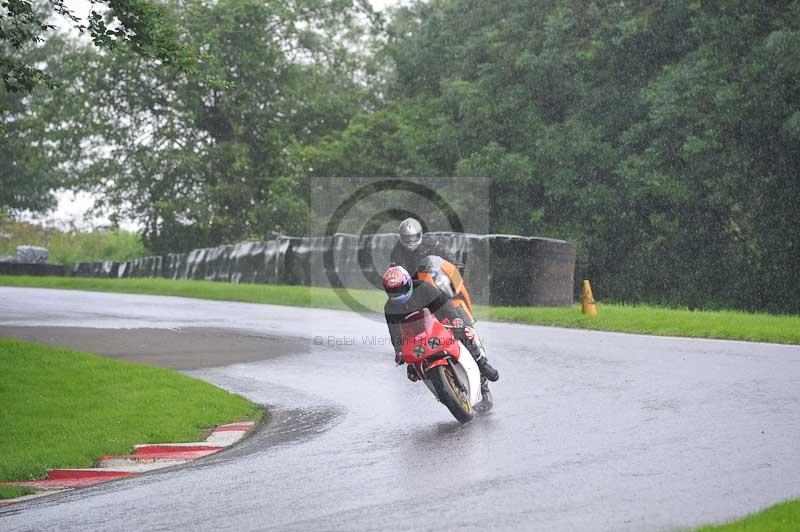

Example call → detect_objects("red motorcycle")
400 308 493 423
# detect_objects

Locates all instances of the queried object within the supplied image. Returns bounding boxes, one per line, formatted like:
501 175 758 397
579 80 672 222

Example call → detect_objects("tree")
0 0 194 95
0 88 62 212
0 33 74 214
51 0 378 252
620 1 800 311
301 0 800 312
0 0 197 216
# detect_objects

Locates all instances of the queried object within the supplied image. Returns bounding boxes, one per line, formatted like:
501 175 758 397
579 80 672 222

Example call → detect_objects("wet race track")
1 287 799 531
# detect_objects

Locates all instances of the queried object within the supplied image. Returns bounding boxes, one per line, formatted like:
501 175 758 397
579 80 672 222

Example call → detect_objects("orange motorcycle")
416 255 475 323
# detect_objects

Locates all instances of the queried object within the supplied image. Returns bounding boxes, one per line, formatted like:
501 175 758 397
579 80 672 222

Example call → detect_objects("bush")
0 218 149 266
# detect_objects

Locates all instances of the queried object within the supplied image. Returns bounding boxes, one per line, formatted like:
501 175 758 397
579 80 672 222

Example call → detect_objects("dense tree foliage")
3 0 799 312
300 0 800 312
0 0 194 96
1 0 195 210
35 0 378 252
0 34 74 212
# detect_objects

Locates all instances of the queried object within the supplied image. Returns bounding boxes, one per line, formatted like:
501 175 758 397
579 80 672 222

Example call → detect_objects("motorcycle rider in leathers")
383 265 499 384
389 218 458 277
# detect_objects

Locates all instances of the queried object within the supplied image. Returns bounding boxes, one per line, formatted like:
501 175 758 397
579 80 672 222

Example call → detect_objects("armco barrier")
70 233 576 306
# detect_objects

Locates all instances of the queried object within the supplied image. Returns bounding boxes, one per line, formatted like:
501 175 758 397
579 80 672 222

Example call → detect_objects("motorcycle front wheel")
428 364 474 424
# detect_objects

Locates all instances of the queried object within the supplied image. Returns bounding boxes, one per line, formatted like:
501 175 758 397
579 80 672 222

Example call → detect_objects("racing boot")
472 344 499 382
476 356 499 382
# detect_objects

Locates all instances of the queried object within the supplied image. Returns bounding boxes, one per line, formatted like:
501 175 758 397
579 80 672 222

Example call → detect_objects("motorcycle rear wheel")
428 364 474 424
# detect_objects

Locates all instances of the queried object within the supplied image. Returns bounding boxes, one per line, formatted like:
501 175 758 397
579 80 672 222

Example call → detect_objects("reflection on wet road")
1 287 799 531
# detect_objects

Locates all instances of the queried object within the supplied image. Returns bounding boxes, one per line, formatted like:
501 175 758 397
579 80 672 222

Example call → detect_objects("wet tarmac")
1 287 799 531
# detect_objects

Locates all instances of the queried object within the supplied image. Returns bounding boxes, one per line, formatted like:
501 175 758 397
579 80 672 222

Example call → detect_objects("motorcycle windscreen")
419 256 456 298
399 308 434 338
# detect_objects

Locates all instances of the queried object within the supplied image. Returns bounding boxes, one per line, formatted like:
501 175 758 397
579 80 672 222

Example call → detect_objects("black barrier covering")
203 244 232 281
0 263 65 276
148 256 162 278
280 237 305 285
140 256 161 278
331 233 360 288
358 233 398 289
70 233 576 306
229 242 257 283
488 235 568 306
72 261 119 278
185 248 208 280
285 236 330 286
528 238 577 307
162 253 186 280
268 239 293 284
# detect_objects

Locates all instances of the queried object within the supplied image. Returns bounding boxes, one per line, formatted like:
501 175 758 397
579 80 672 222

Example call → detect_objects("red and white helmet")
382 266 413 304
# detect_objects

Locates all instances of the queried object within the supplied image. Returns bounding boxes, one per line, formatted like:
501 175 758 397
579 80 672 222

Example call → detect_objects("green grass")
0 486 35 499
0 338 261 491
693 499 800 531
0 275 385 310
1 276 799 345
480 304 800 345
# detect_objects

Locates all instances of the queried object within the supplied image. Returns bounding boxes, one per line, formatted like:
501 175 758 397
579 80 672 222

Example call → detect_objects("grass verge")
0 337 261 494
0 486 35 499
694 499 800 531
1 276 799 345
481 304 800 345
0 275 377 310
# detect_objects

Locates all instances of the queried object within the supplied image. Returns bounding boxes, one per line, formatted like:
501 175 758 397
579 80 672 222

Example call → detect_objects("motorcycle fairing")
400 309 461 366
451 341 483 407
399 308 483 408
420 342 482 408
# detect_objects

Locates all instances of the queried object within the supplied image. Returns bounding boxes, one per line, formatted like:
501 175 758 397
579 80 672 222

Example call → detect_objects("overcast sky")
41 0 403 231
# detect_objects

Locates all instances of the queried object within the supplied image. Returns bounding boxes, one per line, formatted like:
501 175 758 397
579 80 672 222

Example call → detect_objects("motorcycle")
416 255 475 323
400 307 492 423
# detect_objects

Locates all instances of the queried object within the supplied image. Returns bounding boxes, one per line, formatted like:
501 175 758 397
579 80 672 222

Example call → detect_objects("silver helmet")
398 218 423 250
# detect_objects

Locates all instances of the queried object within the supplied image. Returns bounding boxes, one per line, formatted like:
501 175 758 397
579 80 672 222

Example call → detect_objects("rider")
390 218 458 277
383 265 499 383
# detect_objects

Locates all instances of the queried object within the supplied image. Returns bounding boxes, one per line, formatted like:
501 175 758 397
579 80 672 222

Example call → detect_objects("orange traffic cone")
582 280 597 316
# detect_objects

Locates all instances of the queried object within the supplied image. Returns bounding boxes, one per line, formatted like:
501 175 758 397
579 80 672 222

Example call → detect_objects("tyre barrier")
0 263 65 276
70 233 576 306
